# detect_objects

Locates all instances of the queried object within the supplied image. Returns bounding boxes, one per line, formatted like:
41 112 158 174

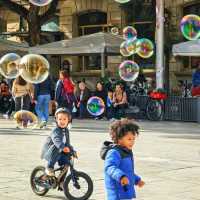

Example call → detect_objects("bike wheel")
146 99 163 121
63 171 93 200
30 166 49 196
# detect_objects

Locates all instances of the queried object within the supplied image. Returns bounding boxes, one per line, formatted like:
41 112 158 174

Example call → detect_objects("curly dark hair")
115 119 139 142
109 119 139 143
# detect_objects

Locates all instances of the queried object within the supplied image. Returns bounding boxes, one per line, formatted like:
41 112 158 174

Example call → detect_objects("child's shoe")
45 168 55 176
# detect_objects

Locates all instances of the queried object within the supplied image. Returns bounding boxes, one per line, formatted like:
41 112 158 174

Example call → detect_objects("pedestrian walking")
34 75 53 128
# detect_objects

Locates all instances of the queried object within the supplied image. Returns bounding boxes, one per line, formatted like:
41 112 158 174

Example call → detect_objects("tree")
0 0 59 46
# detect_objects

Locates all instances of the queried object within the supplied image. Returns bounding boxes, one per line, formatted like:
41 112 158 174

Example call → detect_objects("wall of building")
58 0 124 79
165 0 197 90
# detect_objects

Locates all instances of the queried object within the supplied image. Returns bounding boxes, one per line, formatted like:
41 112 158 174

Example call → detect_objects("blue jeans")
79 102 87 118
35 94 50 122
47 153 70 169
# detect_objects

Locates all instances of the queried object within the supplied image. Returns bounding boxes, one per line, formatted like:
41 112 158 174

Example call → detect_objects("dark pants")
114 104 127 119
6 97 15 116
106 107 114 120
47 153 70 169
15 95 31 112
79 102 87 119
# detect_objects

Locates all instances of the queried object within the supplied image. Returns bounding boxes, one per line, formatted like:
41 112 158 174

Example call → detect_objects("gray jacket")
41 127 70 162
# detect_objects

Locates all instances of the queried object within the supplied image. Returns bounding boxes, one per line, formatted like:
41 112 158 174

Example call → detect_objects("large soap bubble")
14 110 38 129
114 0 131 3
29 0 53 7
119 60 139 82
126 39 140 55
180 14 200 40
137 38 154 58
87 96 105 116
123 26 137 40
120 41 133 57
0 53 21 79
19 54 49 84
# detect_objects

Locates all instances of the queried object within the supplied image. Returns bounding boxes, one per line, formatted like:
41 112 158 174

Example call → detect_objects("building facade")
0 0 199 90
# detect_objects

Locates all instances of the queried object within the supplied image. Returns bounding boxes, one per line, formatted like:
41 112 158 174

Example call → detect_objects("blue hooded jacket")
104 145 141 200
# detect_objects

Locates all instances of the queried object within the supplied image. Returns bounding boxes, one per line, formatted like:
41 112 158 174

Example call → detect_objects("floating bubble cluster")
180 14 200 40
111 27 119 35
29 0 53 7
14 110 38 129
87 96 105 116
19 54 49 84
119 60 139 82
137 38 154 58
0 53 21 79
123 26 137 40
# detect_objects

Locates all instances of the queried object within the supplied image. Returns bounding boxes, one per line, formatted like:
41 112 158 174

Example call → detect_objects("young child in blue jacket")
103 119 145 200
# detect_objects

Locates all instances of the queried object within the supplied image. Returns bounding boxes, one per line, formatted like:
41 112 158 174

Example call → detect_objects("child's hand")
120 176 129 186
137 180 145 188
63 147 70 153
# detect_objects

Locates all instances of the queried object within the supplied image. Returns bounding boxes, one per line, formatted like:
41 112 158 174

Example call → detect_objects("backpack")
62 78 74 94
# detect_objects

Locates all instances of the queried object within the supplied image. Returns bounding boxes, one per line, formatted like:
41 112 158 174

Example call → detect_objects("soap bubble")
0 53 21 79
14 110 38 129
19 54 49 84
180 14 200 40
114 0 131 3
120 41 133 57
119 60 139 82
29 0 53 7
87 96 105 116
123 26 137 40
111 27 119 35
137 38 154 58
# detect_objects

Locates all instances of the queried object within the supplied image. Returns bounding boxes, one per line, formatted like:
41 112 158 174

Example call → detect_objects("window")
78 11 107 71
41 16 59 32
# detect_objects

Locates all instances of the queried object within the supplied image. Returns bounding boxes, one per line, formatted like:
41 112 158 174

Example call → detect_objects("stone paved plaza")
0 117 200 200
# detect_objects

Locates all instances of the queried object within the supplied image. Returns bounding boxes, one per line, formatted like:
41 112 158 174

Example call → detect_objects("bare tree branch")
40 0 59 25
0 0 28 20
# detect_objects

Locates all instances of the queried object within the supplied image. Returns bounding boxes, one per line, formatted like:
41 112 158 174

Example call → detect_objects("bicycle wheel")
63 171 93 200
30 166 49 196
146 99 163 121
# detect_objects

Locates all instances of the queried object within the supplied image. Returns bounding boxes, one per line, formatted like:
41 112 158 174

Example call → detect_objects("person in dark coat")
75 81 91 119
41 108 74 176
102 120 145 200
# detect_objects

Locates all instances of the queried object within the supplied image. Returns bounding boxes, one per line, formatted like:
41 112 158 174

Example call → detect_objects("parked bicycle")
128 86 167 121
30 150 93 200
